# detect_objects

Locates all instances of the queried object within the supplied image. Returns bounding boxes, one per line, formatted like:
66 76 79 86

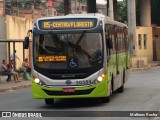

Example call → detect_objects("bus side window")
111 33 115 53
105 30 112 61
124 29 129 50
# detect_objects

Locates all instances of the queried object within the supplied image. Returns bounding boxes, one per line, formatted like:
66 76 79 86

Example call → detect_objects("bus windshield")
34 32 103 69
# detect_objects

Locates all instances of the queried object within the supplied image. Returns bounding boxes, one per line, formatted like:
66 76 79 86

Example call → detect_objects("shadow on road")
37 93 122 110
40 98 106 109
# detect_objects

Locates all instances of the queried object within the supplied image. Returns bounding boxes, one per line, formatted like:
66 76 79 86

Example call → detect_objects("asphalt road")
1 68 160 120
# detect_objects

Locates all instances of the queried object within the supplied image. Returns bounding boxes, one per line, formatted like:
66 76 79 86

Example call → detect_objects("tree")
151 0 160 25
117 0 160 25
117 0 127 23
56 1 64 14
77 0 85 3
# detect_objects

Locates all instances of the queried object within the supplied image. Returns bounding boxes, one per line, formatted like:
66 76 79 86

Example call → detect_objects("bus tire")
45 99 54 105
116 71 125 93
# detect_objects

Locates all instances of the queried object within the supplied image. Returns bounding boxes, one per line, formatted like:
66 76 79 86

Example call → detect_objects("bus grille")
42 88 95 96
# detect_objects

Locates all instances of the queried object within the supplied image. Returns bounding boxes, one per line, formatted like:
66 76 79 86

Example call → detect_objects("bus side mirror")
24 36 29 49
107 38 113 49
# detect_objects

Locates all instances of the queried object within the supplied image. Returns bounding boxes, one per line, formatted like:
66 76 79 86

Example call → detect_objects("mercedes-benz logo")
65 80 72 85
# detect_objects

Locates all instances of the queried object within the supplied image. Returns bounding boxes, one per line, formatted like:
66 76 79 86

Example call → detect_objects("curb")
0 66 160 92
0 82 31 92
131 66 160 72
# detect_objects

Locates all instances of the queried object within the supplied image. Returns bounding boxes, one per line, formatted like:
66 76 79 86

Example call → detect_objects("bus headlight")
34 78 46 86
97 76 103 82
35 78 40 83
97 74 106 82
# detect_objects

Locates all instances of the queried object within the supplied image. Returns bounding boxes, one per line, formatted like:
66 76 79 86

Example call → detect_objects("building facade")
131 0 160 68
97 3 107 15
70 0 87 14
5 0 63 19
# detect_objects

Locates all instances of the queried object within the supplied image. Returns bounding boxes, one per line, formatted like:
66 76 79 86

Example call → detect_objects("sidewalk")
0 61 160 92
0 76 31 92
131 61 160 72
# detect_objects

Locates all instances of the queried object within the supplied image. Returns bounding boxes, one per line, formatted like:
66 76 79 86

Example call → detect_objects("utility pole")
38 3 42 18
107 0 109 16
17 0 19 17
3 0 5 16
64 0 70 15
140 0 151 27
75 0 77 13
108 0 114 19
87 0 96 13
128 0 136 56
31 1 35 23
78 0 81 13
113 0 117 20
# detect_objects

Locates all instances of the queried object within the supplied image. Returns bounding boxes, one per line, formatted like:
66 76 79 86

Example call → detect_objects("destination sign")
37 56 67 62
38 18 97 30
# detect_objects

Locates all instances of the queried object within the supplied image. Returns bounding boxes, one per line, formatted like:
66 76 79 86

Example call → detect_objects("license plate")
63 88 75 93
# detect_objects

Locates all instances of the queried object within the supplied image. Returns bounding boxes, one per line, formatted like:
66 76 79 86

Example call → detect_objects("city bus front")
32 16 109 101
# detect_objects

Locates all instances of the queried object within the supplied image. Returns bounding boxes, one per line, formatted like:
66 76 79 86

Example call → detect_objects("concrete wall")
132 27 153 67
0 16 7 63
132 57 148 68
6 15 32 39
6 15 32 69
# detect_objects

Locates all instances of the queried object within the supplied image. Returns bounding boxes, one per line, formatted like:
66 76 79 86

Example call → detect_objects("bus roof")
36 13 127 28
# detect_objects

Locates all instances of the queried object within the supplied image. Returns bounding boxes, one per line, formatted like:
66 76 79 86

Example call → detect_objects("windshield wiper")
50 33 61 48
70 32 92 58
74 31 85 50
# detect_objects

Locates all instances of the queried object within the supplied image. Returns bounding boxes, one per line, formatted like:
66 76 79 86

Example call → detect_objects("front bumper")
32 79 108 99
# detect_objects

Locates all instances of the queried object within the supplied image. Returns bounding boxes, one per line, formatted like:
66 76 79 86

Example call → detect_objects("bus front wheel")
116 71 125 93
45 99 54 105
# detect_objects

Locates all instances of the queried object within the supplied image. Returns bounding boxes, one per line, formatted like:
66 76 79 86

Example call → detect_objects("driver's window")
38 35 45 54
44 35 56 48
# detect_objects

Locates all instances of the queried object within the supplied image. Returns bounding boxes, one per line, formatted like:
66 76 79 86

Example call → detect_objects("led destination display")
37 56 67 62
38 18 97 30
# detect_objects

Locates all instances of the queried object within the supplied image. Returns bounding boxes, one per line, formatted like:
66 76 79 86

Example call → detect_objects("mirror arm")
27 30 32 37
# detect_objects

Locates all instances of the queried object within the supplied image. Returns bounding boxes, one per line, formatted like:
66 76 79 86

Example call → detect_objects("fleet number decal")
76 80 96 85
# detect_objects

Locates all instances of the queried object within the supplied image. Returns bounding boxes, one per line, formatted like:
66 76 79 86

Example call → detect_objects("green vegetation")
116 0 160 25
77 0 86 3
117 0 127 23
56 1 64 14
151 0 160 25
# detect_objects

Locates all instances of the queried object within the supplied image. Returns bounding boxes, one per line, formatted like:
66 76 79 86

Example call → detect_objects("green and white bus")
25 14 130 105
